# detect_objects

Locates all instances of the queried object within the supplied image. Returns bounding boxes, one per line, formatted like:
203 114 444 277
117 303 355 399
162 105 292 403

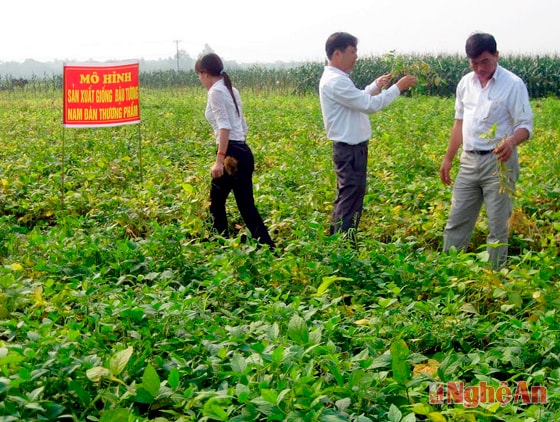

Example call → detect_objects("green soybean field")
0 79 559 421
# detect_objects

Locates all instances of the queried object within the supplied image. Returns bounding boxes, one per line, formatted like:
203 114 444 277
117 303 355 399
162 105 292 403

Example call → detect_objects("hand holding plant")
395 74 418 92
374 73 392 90
480 123 514 196
493 136 515 163
382 51 445 95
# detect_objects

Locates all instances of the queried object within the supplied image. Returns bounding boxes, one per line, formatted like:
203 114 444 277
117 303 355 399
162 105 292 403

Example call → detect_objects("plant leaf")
427 412 447 422
287 315 309 345
168 367 180 389
86 367 111 382
141 364 160 398
99 408 130 422
388 403 402 422
390 339 411 384
231 353 248 375
109 346 133 376
315 275 352 296
203 398 229 421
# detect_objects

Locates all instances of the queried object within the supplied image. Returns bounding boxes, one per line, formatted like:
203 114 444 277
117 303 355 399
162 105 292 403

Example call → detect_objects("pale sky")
2 0 558 64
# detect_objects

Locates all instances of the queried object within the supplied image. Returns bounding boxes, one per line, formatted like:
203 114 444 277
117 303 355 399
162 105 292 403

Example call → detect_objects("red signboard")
63 61 140 127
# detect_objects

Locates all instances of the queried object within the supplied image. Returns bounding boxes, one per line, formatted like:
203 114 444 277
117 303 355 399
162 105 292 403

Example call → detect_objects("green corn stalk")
480 123 514 196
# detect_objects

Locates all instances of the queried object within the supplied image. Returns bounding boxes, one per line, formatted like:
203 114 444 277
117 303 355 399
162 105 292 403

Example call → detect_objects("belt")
229 140 245 144
465 149 493 155
334 140 369 147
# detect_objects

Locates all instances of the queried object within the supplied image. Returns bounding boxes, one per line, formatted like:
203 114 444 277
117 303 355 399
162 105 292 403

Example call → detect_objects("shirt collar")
489 64 503 82
210 78 225 89
326 65 350 77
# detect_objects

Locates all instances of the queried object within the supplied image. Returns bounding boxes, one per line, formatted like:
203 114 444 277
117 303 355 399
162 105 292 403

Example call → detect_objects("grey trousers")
330 141 368 235
443 150 519 268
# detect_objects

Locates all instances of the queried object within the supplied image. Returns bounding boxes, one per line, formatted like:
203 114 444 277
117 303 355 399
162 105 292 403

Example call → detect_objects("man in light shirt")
439 32 533 268
319 32 417 237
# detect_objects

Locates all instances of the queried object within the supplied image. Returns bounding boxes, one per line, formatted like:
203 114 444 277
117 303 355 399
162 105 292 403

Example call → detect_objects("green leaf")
250 396 275 415
388 404 402 422
268 322 280 340
271 346 284 363
371 352 392 369
411 402 432 415
287 315 309 344
261 388 278 403
203 398 229 421
315 275 352 296
326 359 345 386
182 182 194 194
86 366 111 382
402 413 417 422
0 353 25 366
141 364 160 398
427 412 447 422
321 415 348 421
27 386 44 401
236 383 251 403
276 388 291 404
69 380 91 405
378 297 398 308
437 353 463 382
99 408 130 422
133 387 155 404
335 397 351 412
168 367 180 389
24 403 45 412
109 346 133 376
231 353 248 375
390 339 411 384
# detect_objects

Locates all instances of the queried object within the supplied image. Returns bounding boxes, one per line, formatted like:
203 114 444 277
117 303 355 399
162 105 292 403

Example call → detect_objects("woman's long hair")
195 53 240 116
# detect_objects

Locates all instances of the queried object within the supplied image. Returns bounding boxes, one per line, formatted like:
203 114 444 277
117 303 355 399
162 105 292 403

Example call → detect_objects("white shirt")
205 79 248 143
319 65 401 144
455 65 533 151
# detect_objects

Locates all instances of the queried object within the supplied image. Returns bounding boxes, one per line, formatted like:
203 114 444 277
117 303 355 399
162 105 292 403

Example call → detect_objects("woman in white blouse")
195 53 275 249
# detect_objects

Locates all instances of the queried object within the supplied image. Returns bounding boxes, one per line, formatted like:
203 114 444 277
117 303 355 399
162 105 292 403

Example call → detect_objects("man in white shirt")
439 32 533 268
319 32 417 237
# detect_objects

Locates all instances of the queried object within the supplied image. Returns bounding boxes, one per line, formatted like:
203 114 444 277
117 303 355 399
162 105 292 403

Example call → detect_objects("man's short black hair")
325 32 358 60
465 32 497 59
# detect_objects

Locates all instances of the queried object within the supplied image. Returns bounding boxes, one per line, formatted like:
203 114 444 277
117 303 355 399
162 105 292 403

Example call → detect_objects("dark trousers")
210 142 275 248
330 141 368 235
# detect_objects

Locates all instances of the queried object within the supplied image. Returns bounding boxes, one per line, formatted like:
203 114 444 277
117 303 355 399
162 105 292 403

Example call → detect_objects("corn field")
1 54 559 97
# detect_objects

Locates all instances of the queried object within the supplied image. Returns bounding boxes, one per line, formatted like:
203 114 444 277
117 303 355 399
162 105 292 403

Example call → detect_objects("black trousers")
330 141 368 235
209 142 275 248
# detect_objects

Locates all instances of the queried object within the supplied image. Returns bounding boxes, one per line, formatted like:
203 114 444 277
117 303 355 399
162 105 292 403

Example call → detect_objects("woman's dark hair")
195 53 240 116
465 32 497 59
325 32 358 60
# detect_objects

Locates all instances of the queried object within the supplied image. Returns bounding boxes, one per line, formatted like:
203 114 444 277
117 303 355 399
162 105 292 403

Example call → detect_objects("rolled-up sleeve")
510 82 534 139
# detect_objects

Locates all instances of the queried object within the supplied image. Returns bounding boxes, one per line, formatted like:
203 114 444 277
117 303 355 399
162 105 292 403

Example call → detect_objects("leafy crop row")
0 89 559 421
2 53 560 97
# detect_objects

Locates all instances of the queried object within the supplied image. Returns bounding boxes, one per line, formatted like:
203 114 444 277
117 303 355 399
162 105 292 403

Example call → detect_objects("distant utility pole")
174 40 181 72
